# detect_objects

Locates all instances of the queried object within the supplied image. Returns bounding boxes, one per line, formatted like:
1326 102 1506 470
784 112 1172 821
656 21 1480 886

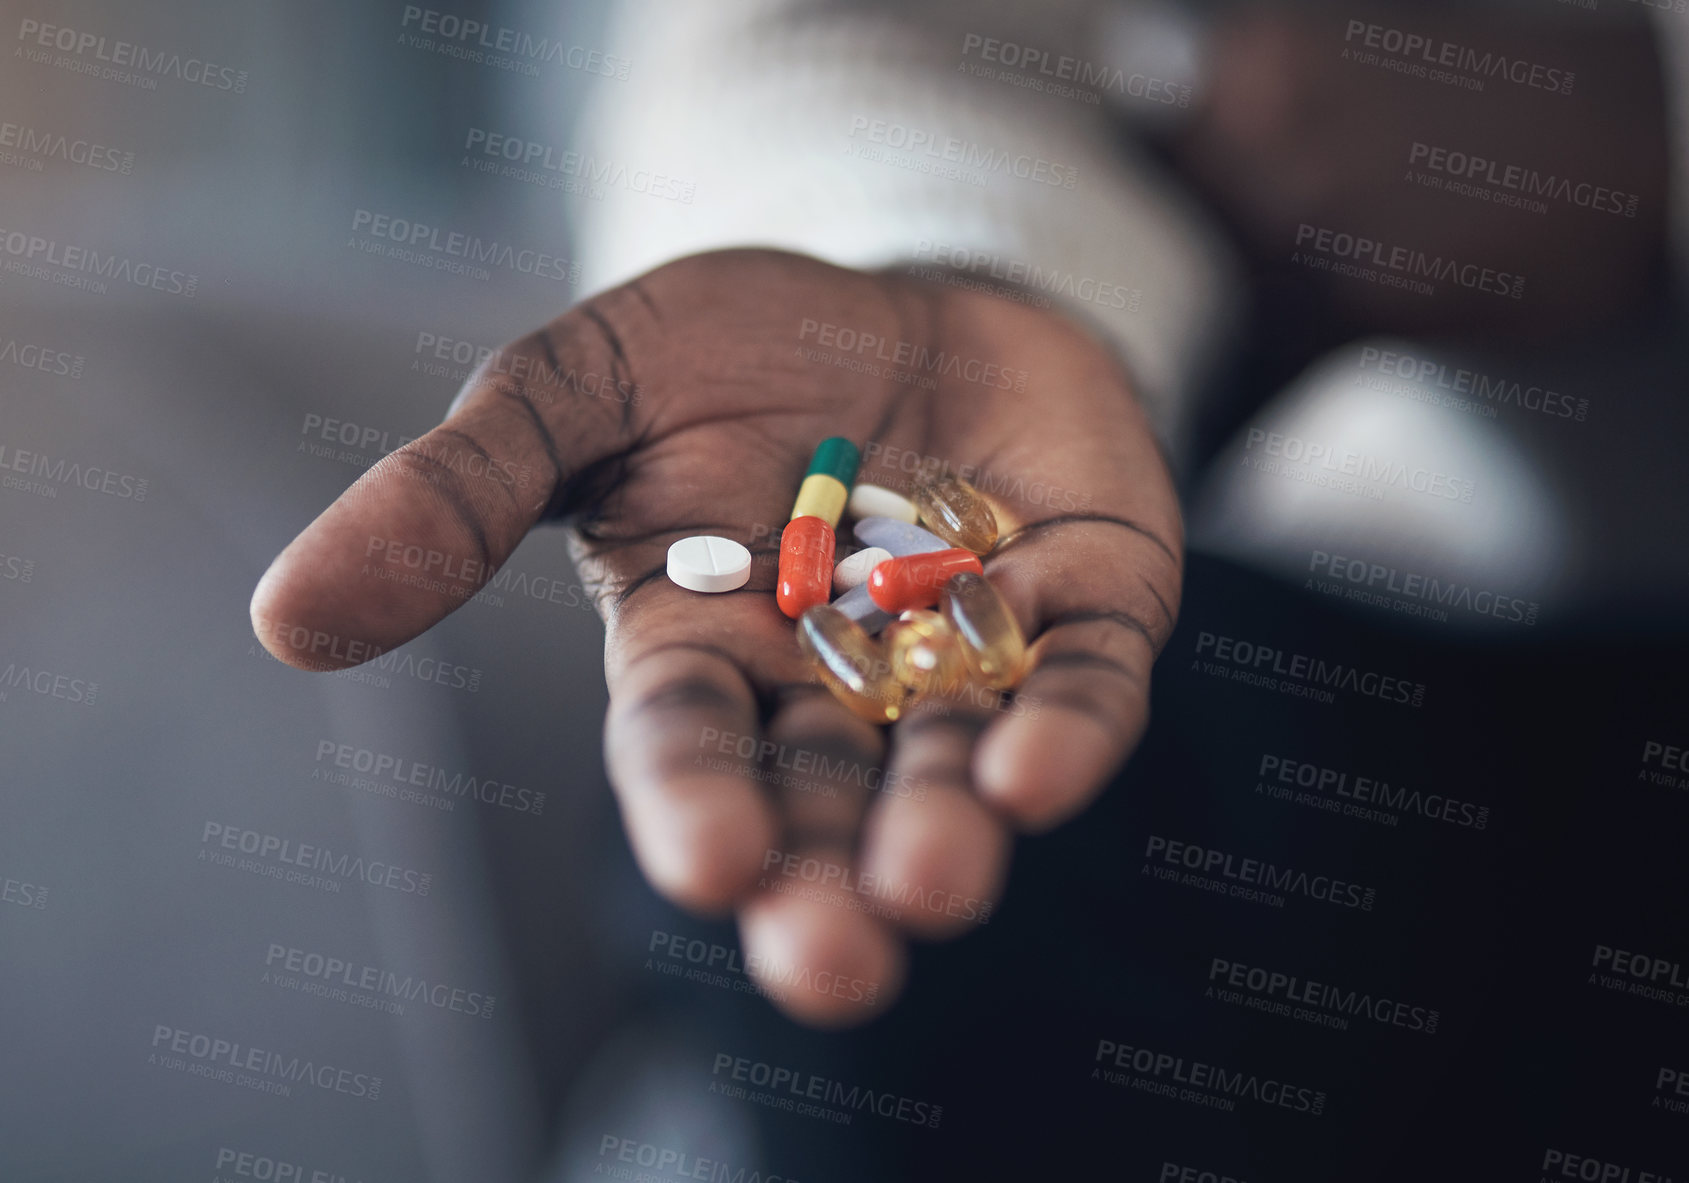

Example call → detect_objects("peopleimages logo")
1589 943 1689 1007
597 1135 797 1183
264 942 495 1018
150 1025 380 1100
1144 834 1377 911
213 1146 362 1183
1356 346 1588 422
1092 1039 1327 1115
250 615 483 691
411 330 642 405
0 441 147 501
958 32 1191 107
348 208 579 284
856 441 1090 514
759 849 993 924
0 120 133 174
710 1053 942 1128
397 6 630 79
199 822 433 896
845 115 1079 189
0 661 97 706
1295 223 1525 299
313 739 545 815
1408 143 1638 218
1308 550 1539 627
0 225 197 297
0 551 35 582
0 337 84 378
698 728 926 801
1655 1067 1689 1116
1207 955 1440 1034
2 873 47 909
1642 741 1689 774
649 930 880 1007
798 318 1030 392
15 18 249 92
1242 427 1478 503
461 128 695 203
1195 631 1428 707
1160 1166 1248 1183
1539 1148 1674 1182
1639 740 1689 794
1341 20 1573 95
1257 752 1490 830
912 239 1141 312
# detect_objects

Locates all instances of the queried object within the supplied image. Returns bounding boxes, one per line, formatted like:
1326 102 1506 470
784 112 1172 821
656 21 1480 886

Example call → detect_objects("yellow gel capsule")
940 572 1027 690
791 472 849 528
797 605 915 725
911 474 998 554
884 609 969 697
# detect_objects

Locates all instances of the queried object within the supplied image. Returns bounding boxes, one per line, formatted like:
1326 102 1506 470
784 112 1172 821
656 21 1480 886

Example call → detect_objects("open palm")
251 249 1181 1026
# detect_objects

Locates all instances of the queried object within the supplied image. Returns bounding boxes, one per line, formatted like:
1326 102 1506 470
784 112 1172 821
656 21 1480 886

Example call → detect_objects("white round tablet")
847 483 919 524
666 535 752 593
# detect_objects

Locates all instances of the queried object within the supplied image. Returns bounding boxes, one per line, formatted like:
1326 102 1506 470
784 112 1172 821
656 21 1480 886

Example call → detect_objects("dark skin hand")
250 249 1180 1027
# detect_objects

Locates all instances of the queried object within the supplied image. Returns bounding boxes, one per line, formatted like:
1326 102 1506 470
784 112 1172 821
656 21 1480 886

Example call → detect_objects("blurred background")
4 1 1689 1180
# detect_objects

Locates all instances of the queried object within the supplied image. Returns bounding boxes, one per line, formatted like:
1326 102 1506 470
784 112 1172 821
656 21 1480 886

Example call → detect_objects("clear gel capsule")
854 516 950 557
797 605 914 725
940 572 1027 689
912 475 998 554
884 609 969 697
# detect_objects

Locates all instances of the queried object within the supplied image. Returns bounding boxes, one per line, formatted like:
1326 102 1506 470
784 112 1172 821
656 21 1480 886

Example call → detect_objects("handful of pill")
663 437 1028 722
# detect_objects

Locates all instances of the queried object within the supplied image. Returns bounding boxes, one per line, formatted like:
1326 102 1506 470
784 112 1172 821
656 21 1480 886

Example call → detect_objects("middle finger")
737 688 904 1026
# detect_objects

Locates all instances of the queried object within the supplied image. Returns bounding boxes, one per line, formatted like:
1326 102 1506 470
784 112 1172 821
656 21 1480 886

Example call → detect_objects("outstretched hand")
251 249 1181 1026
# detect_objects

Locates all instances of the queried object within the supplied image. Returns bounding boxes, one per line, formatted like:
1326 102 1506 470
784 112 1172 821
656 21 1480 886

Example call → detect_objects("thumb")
251 308 634 671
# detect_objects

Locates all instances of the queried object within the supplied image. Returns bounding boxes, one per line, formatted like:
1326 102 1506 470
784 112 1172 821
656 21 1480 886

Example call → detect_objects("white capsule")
666 535 752 593
847 483 919 524
833 546 892 594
